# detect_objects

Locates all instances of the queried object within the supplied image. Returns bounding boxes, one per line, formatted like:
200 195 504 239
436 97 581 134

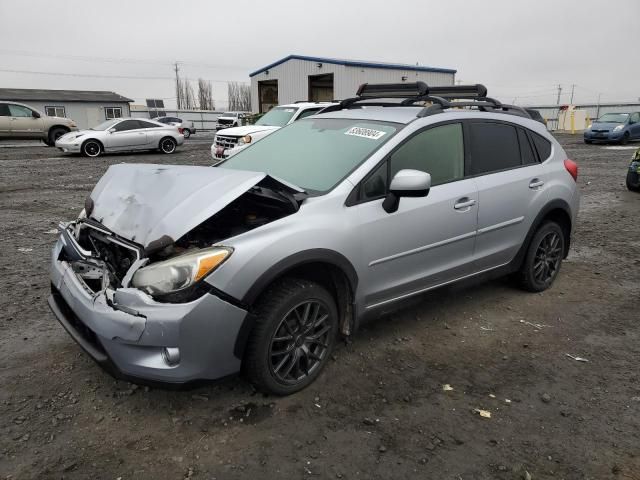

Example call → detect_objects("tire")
517 221 565 293
183 129 191 139
244 278 339 395
627 170 640 192
620 132 630 145
584 140 592 144
159 137 177 154
81 139 102 158
47 127 68 146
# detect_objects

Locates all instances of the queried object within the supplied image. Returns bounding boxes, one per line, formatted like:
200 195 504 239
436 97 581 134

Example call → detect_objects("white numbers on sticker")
344 127 386 140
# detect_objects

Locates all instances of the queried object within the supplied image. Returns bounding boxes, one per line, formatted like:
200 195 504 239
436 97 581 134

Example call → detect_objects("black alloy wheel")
269 300 332 385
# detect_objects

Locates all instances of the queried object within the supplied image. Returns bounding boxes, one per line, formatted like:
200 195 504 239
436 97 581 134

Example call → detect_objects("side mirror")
382 169 431 213
32 111 41 119
108 128 116 133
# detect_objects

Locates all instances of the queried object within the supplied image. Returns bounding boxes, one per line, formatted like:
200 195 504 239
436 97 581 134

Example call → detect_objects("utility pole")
596 92 602 119
569 84 576 104
174 62 181 110
556 84 563 105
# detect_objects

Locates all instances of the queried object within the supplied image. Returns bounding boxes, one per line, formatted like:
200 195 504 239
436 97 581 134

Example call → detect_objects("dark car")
627 147 640 192
525 108 547 126
584 112 640 145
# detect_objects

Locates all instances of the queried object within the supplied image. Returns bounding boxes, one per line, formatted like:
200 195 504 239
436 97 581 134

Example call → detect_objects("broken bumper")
48 238 248 385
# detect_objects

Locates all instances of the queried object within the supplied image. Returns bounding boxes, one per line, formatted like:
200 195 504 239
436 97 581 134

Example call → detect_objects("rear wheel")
244 278 339 395
183 129 191 139
517 221 565 292
159 137 177 154
81 139 102 158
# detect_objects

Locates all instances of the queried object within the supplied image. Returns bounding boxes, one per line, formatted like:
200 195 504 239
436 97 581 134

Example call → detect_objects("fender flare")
233 248 359 359
241 248 358 305
510 198 573 271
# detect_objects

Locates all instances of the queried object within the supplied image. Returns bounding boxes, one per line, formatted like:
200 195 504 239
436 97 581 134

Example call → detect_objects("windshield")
597 113 629 123
222 112 237 117
221 118 399 193
255 107 299 127
91 119 120 130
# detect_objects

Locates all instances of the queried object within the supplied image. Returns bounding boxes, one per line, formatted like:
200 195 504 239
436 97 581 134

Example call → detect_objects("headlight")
78 208 86 220
586 124 592 130
132 247 232 296
614 125 624 131
237 135 252 146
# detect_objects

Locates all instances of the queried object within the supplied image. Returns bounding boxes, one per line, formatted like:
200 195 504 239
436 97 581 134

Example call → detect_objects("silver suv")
48 83 579 395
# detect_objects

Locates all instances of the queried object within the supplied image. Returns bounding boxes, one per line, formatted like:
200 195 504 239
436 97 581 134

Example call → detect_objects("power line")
0 48 250 71
0 68 248 84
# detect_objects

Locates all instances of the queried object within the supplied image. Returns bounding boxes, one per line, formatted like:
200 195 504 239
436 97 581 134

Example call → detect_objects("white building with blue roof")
249 54 456 113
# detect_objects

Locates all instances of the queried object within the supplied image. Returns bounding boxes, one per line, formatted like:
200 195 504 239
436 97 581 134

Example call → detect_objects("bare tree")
228 82 251 111
197 78 215 110
182 79 196 110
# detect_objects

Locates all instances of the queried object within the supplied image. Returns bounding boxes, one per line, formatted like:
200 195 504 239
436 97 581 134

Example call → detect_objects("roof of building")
249 54 457 77
0 88 134 103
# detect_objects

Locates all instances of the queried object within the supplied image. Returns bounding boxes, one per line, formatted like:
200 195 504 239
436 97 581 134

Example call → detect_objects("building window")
45 106 66 117
105 107 122 120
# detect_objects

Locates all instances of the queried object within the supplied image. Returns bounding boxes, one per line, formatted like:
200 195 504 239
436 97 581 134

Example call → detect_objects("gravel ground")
0 134 639 480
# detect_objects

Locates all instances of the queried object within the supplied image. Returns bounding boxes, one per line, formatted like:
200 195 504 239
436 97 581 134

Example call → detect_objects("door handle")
454 198 476 210
529 179 544 189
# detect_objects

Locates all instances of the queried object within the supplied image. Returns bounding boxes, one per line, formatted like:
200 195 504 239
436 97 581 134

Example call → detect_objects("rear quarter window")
530 132 552 161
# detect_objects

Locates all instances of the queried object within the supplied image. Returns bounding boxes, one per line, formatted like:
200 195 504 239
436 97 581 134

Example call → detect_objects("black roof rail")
357 81 429 98
318 82 536 121
428 84 488 99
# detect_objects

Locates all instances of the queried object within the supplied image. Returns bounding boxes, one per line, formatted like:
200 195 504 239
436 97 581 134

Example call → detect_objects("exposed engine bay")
62 181 302 292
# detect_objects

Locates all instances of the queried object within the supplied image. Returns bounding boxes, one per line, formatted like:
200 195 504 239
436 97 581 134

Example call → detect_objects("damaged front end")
48 164 303 384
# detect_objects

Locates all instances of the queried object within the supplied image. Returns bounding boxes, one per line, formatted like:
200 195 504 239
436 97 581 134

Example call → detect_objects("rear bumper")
49 236 248 385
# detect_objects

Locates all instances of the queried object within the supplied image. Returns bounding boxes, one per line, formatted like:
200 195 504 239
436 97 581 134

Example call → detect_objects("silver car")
48 83 579 395
154 116 197 138
55 118 184 157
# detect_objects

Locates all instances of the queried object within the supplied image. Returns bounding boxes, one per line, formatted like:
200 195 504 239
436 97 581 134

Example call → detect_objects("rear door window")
467 122 521 175
518 128 538 165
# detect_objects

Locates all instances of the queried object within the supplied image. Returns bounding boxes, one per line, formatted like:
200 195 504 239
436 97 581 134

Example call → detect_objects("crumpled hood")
216 125 279 137
88 164 272 249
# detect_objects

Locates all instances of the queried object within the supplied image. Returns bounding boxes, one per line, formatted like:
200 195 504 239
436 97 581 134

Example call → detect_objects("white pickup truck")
211 102 335 161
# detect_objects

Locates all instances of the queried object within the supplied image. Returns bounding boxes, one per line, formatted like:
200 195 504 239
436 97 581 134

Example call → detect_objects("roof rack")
321 82 532 120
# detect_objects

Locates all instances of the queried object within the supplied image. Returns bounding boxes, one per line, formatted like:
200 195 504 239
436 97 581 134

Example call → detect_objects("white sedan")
55 118 185 157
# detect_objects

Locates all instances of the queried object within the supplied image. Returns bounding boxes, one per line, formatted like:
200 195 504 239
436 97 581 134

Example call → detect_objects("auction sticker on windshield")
344 126 387 140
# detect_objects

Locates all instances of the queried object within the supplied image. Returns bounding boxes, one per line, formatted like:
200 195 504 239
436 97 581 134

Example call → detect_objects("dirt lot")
0 134 639 480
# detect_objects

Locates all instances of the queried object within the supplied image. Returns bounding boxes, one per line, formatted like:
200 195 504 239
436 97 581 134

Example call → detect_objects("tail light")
178 127 184 134
564 159 578 181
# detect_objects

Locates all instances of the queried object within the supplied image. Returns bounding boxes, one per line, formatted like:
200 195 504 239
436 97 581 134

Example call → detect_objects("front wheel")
244 279 339 395
620 132 630 145
82 140 102 158
48 127 68 146
517 221 565 292
627 169 640 192
159 137 177 154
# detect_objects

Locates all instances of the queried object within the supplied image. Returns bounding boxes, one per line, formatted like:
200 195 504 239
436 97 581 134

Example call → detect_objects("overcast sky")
1 0 638 110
